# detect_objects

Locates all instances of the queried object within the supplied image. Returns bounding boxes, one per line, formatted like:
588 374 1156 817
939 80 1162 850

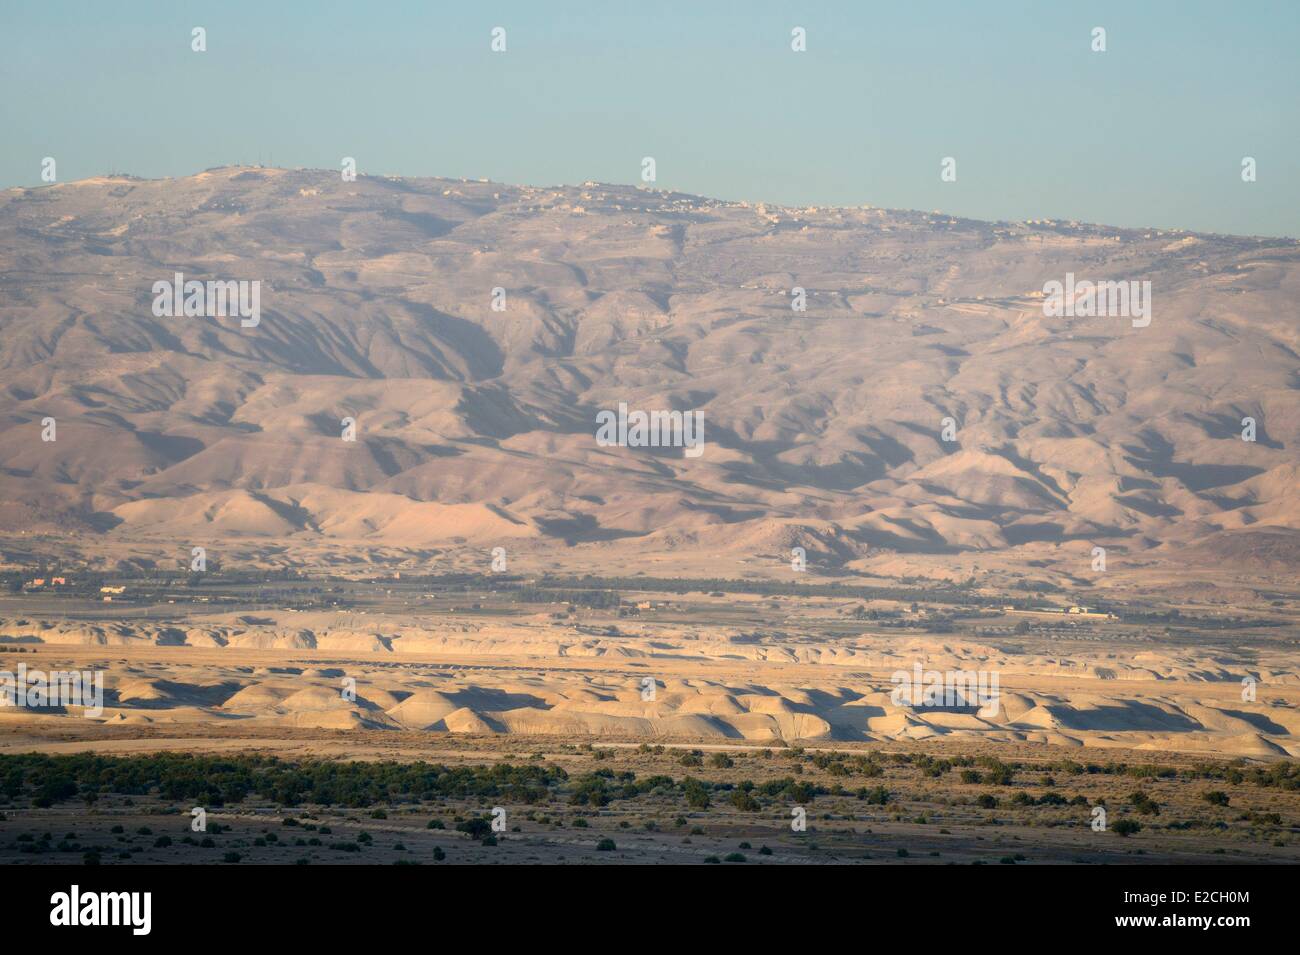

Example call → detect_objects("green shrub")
1113 819 1142 837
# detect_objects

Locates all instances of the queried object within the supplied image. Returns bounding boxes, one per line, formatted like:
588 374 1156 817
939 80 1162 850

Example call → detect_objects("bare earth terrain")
0 167 1297 581
0 577 1297 864
1 586 1298 757
0 169 1296 863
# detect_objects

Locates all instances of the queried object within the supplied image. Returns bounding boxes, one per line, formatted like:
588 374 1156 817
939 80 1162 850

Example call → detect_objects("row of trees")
0 753 567 809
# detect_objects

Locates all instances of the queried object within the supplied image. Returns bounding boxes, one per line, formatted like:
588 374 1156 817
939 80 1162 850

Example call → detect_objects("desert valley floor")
0 569 1296 864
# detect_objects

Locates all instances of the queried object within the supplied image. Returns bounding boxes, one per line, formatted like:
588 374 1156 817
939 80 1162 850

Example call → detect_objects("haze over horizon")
3 0 1298 238
18 162 1300 243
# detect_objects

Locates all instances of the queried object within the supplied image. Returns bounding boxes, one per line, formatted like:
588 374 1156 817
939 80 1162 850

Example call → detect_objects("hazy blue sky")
3 0 1297 236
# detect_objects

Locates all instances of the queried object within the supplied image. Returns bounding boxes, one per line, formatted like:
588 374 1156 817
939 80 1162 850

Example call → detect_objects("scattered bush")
1113 819 1142 837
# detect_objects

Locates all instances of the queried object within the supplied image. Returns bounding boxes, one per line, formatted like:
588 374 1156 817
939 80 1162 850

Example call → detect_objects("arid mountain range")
1 166 1297 582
